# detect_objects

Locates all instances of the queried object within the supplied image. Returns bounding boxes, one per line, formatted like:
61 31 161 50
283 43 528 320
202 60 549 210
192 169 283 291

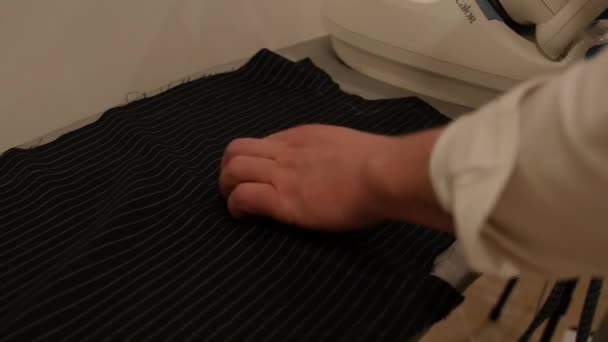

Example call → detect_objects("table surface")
16 36 477 292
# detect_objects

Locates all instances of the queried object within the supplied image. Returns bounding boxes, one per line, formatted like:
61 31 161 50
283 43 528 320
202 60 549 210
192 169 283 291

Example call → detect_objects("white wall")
0 0 325 151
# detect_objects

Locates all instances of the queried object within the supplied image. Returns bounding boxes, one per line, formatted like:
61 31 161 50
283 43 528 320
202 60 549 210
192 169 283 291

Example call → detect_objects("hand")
219 124 452 232
220 124 392 230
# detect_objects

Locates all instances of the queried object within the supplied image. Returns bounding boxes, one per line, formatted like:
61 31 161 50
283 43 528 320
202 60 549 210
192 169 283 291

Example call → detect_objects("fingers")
220 156 277 198
228 183 282 220
222 138 280 169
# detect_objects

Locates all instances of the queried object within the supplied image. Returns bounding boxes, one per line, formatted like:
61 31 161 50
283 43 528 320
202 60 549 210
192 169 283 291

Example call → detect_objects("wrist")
364 128 453 230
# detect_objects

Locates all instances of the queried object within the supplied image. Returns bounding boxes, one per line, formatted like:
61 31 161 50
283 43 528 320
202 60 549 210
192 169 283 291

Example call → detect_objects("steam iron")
323 0 608 107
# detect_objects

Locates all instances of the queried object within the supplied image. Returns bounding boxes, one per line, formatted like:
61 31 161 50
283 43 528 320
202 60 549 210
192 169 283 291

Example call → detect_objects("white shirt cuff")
429 83 542 276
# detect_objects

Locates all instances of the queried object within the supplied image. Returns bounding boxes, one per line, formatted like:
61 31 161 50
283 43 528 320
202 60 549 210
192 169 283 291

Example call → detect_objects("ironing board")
15 37 477 296
9 39 475 342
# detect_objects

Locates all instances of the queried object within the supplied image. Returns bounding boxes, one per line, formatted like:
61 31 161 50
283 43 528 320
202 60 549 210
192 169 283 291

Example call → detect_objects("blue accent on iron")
585 7 608 59
586 44 607 59
476 0 504 21
597 8 608 20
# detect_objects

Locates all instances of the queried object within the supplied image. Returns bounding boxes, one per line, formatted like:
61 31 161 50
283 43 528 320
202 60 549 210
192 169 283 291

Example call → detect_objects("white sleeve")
430 51 608 277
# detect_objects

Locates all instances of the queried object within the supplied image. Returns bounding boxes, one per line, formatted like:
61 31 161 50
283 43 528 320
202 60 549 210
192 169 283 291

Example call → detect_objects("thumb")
228 183 282 220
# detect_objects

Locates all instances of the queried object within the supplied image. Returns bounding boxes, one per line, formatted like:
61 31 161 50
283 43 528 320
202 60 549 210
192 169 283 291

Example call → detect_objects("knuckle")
225 139 242 153
268 166 282 184
298 123 323 133
280 124 323 145
219 169 232 191
226 138 252 154
230 188 250 210
223 156 244 178
219 165 232 183
274 150 293 166
232 189 247 206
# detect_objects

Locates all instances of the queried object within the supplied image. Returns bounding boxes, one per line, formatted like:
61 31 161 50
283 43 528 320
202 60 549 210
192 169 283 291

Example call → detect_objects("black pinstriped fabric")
0 50 462 341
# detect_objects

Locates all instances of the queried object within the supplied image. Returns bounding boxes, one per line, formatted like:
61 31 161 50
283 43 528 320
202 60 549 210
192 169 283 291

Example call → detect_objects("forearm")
365 127 454 232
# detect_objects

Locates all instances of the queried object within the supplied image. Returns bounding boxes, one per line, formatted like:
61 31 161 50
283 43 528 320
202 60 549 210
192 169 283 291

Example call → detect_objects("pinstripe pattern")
0 50 462 341
576 278 602 342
